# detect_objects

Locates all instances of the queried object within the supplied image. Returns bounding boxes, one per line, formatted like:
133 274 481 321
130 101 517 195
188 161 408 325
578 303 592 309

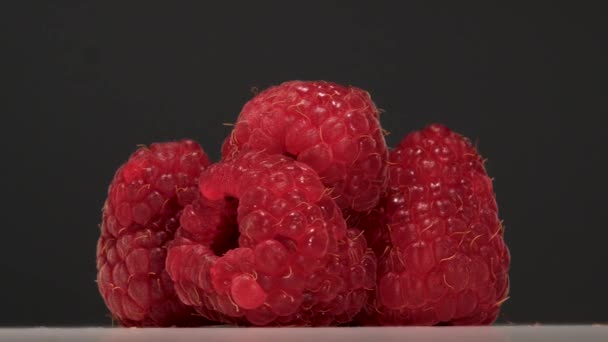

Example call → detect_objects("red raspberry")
222 80 388 213
358 124 510 325
166 152 377 326
96 140 212 326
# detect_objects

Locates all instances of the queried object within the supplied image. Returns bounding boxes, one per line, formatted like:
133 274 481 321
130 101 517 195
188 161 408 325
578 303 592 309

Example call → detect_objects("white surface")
0 326 606 342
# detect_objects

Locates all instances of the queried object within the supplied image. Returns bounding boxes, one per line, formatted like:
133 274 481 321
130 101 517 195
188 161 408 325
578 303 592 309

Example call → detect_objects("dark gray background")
1 2 606 325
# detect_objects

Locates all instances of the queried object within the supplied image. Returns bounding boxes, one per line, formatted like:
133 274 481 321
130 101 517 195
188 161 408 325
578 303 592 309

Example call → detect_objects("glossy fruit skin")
96 140 211 326
358 124 510 325
166 151 377 326
222 80 388 213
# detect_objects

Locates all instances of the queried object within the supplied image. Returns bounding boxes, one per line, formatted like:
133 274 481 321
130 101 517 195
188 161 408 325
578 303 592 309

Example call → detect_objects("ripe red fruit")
166 151 377 326
96 140 211 326
357 124 510 325
222 80 388 213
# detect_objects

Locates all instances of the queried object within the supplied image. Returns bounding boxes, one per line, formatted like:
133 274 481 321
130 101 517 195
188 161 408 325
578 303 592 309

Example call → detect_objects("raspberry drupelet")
357 124 510 325
96 140 211 326
222 80 388 213
166 151 377 326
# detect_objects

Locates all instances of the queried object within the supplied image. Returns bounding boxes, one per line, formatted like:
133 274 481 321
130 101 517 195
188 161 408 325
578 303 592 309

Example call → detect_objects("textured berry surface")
358 124 510 325
166 152 377 326
96 140 211 326
222 80 388 212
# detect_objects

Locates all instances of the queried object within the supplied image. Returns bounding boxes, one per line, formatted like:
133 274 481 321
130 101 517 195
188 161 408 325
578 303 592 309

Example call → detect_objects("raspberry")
96 140 212 326
222 80 388 213
357 124 510 325
166 152 377 326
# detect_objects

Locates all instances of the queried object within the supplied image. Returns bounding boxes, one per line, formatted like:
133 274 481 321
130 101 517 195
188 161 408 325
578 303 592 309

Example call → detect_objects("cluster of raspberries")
96 80 510 327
